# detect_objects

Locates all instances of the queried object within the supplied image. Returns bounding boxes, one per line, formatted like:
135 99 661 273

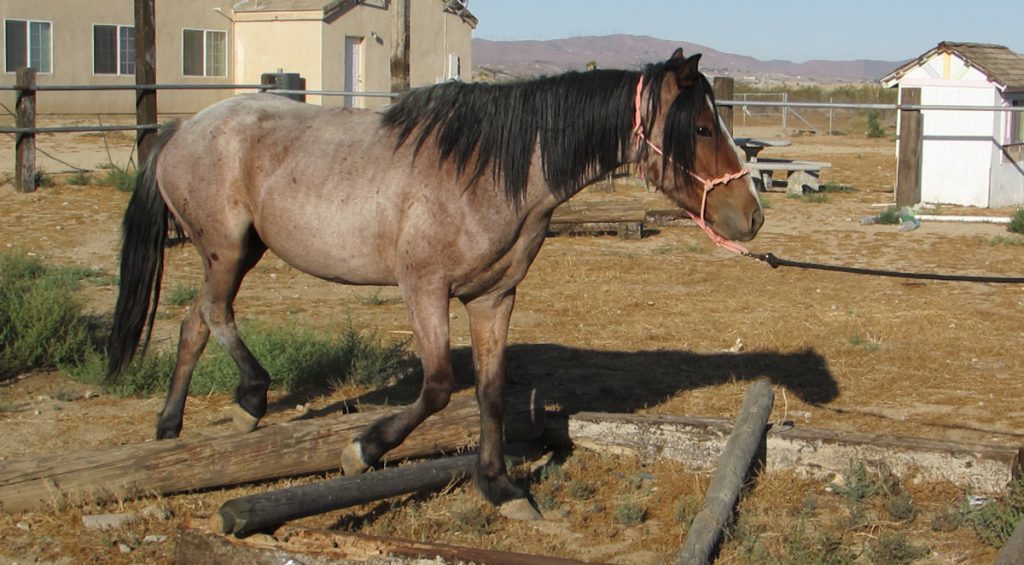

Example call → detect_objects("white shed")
881 42 1024 208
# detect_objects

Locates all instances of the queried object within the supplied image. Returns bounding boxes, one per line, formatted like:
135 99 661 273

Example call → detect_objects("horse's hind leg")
342 283 454 474
155 234 267 439
155 305 211 439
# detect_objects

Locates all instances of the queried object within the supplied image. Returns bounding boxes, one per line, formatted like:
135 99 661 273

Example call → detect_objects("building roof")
233 0 478 26
881 42 1024 91
233 0 331 12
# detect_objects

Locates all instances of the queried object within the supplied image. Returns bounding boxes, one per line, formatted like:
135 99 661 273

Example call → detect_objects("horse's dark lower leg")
464 291 538 518
342 289 453 473
206 275 270 431
155 306 210 439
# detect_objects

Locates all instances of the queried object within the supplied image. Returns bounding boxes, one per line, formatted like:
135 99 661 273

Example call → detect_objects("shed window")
94 25 135 75
5 19 51 73
1010 100 1024 145
183 29 226 77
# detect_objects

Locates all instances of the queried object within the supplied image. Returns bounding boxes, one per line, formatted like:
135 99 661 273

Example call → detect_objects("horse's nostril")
751 206 764 232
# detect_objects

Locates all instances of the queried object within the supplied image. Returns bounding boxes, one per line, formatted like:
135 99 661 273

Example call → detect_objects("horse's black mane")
382 60 718 204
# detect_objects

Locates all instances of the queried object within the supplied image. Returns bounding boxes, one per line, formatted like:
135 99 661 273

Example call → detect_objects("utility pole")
135 0 157 165
390 0 411 92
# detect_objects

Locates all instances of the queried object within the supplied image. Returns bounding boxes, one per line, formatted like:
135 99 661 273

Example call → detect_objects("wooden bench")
734 137 792 162
748 159 832 195
549 204 645 239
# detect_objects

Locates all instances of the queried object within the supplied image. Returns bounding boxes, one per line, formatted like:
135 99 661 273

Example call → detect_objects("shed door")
919 86 995 206
344 36 364 109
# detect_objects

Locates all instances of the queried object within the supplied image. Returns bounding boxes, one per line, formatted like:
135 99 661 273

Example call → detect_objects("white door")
919 86 995 206
344 36 363 108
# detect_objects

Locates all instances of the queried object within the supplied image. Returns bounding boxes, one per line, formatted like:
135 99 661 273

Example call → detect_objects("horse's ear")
670 47 685 60
668 53 702 88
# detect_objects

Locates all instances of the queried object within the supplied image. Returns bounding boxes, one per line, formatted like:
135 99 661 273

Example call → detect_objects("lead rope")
632 78 1023 284
632 76 751 255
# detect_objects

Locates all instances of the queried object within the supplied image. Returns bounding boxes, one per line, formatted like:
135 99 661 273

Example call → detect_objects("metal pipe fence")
3 75 404 191
721 100 1024 113
4 77 1022 196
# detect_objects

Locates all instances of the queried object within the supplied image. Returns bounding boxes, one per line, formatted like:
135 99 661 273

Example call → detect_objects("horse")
106 49 763 519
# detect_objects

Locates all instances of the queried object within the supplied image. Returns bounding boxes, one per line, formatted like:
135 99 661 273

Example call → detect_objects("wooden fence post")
135 0 157 165
14 67 36 193
896 87 923 207
713 76 735 138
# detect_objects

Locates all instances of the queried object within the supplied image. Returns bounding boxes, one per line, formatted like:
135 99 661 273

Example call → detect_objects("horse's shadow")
282 344 837 420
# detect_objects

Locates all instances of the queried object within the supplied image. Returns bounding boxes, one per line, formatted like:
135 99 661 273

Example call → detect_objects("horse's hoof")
499 498 542 521
341 441 370 475
230 404 260 433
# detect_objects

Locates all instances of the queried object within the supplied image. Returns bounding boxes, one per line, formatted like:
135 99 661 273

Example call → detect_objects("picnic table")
734 137 791 162
734 137 830 194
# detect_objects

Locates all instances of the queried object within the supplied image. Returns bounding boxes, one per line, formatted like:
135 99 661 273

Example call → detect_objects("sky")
468 0 1024 63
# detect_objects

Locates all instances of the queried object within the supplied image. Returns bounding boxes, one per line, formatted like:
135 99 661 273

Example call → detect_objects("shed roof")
881 42 1024 91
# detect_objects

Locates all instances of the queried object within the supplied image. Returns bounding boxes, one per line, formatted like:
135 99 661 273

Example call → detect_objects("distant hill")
473 35 904 84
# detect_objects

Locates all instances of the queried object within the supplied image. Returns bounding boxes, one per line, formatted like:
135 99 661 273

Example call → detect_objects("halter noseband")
632 76 750 254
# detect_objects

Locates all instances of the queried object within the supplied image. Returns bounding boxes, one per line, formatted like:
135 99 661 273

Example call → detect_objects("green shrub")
782 520 856 565
32 169 55 188
819 182 856 193
828 460 883 506
793 192 829 204
448 501 494 537
866 110 887 138
885 491 917 522
164 283 198 307
673 494 701 526
98 165 138 192
1008 208 1024 235
69 321 410 397
0 253 101 379
567 479 597 501
968 475 1024 546
613 498 646 526
869 532 928 563
0 252 409 397
67 171 92 186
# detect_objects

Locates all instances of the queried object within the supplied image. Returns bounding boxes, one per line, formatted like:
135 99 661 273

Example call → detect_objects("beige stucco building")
1 0 476 115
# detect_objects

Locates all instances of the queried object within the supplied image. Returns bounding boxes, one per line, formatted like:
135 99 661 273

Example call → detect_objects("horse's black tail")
106 123 181 381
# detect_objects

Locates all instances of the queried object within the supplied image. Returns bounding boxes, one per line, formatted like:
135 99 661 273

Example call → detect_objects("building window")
448 54 461 81
1010 100 1024 145
94 25 135 75
1007 99 1024 162
5 19 52 73
183 29 226 77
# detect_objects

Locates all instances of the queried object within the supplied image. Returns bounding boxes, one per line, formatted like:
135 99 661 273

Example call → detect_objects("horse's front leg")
465 290 541 520
341 285 454 474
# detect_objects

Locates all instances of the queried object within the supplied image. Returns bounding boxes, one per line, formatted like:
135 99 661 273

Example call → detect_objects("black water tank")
260 71 306 103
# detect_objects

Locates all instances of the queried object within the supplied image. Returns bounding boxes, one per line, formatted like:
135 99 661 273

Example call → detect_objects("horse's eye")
696 126 713 138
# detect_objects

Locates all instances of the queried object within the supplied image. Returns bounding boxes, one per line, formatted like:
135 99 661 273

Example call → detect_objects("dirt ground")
1 117 1023 563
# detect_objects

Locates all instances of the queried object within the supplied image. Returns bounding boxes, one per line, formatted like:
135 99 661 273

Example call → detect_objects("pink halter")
632 76 750 255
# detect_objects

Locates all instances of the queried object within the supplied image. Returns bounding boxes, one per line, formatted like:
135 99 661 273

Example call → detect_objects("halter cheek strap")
632 76 751 255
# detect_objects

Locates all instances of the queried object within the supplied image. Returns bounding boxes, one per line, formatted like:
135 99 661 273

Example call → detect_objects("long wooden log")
178 523 590 565
676 380 774 565
216 454 477 536
0 388 543 513
996 515 1024 565
544 409 1022 495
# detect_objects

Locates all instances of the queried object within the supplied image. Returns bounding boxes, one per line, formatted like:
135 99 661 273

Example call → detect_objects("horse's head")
637 49 763 242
